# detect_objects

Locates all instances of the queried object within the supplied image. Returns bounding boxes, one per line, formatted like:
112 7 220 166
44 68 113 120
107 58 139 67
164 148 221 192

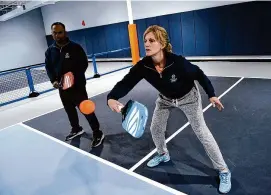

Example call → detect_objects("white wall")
41 1 128 35
0 8 48 72
41 1 249 35
0 0 251 71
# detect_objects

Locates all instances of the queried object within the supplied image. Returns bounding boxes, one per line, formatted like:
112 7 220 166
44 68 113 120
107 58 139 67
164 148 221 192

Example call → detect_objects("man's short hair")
51 22 65 30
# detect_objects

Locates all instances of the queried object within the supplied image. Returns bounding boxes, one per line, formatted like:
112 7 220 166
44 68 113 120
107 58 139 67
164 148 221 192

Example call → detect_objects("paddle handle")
118 105 124 113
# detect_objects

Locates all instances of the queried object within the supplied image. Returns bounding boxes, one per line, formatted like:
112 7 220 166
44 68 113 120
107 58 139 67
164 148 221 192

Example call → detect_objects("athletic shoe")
91 131 105 147
219 170 232 194
147 152 170 167
65 128 85 141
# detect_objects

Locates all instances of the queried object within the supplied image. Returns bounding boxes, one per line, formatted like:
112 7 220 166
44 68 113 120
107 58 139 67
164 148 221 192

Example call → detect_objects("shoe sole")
219 185 231 194
219 189 231 194
91 134 105 148
65 130 85 141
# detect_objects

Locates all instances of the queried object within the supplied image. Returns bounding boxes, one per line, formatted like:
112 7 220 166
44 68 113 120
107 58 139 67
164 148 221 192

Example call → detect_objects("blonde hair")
143 25 172 53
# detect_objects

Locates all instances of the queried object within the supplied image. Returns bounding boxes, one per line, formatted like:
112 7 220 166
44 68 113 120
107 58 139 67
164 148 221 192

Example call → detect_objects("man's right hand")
52 81 59 89
108 99 124 113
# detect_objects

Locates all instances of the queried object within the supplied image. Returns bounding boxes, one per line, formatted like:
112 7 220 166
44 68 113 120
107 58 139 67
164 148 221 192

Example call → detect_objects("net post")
25 68 39 98
92 54 100 78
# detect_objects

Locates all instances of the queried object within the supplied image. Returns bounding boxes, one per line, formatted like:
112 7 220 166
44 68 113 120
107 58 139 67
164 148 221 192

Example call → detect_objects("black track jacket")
45 38 88 88
107 52 215 101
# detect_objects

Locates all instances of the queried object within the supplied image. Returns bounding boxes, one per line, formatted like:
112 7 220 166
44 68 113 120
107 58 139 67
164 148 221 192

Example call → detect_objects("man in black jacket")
45 22 104 147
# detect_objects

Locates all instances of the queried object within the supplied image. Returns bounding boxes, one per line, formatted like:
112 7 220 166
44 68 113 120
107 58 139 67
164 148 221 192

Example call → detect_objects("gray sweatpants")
150 84 227 171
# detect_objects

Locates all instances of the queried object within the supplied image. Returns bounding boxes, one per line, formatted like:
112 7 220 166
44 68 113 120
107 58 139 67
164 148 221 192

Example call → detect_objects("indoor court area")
0 1 271 195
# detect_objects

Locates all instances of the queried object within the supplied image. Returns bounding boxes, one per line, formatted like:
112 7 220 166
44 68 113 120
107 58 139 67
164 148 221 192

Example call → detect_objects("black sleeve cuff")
208 91 216 98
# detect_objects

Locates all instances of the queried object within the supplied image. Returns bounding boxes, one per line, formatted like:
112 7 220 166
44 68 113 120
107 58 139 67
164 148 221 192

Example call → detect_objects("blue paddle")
120 100 148 138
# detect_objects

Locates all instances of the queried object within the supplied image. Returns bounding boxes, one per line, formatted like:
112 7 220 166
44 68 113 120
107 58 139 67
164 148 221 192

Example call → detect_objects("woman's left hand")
209 97 224 111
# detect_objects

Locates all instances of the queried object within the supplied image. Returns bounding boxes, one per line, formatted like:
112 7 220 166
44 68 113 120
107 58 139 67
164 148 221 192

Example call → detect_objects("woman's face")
144 32 163 57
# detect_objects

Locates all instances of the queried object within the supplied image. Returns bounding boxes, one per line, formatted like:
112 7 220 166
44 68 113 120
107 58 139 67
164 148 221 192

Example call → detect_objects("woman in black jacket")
107 25 231 194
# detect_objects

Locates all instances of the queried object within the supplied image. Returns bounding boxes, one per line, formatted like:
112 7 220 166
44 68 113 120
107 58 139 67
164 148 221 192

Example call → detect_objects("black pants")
59 85 100 134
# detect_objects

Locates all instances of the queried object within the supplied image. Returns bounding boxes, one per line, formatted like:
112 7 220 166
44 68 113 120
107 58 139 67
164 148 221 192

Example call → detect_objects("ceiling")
0 0 58 21
0 1 29 16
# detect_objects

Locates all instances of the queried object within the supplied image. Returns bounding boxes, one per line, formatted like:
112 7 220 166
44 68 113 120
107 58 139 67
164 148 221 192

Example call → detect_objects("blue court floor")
1 76 271 195
0 124 183 195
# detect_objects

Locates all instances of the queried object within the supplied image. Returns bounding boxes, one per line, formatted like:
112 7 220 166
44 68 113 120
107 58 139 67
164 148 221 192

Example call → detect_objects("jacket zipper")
53 42 69 81
53 41 69 54
144 66 161 77
144 62 174 78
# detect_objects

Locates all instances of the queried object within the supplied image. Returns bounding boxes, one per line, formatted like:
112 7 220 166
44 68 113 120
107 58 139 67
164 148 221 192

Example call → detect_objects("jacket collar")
143 51 176 69
53 37 70 49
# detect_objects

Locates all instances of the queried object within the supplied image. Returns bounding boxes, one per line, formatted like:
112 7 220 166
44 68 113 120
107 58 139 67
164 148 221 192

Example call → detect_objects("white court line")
18 123 187 195
129 77 244 172
0 123 20 132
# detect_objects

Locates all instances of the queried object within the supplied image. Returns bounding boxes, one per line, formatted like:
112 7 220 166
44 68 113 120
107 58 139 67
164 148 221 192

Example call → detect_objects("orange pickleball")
79 100 95 115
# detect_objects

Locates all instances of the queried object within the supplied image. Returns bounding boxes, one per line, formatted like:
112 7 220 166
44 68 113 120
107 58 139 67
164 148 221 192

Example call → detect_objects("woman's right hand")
108 99 124 113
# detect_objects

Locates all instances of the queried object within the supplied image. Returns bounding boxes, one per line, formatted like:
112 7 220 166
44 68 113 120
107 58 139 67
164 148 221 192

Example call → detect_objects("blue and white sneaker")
147 153 170 167
219 170 231 194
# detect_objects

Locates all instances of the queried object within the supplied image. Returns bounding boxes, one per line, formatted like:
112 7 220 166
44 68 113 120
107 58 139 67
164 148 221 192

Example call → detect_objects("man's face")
51 25 66 43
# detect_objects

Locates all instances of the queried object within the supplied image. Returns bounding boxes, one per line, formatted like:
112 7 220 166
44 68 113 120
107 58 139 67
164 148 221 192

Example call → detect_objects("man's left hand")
209 97 224 111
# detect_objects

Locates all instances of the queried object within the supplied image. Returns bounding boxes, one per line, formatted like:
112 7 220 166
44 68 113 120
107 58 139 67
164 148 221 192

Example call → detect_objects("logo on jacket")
170 74 177 83
65 53 70 58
